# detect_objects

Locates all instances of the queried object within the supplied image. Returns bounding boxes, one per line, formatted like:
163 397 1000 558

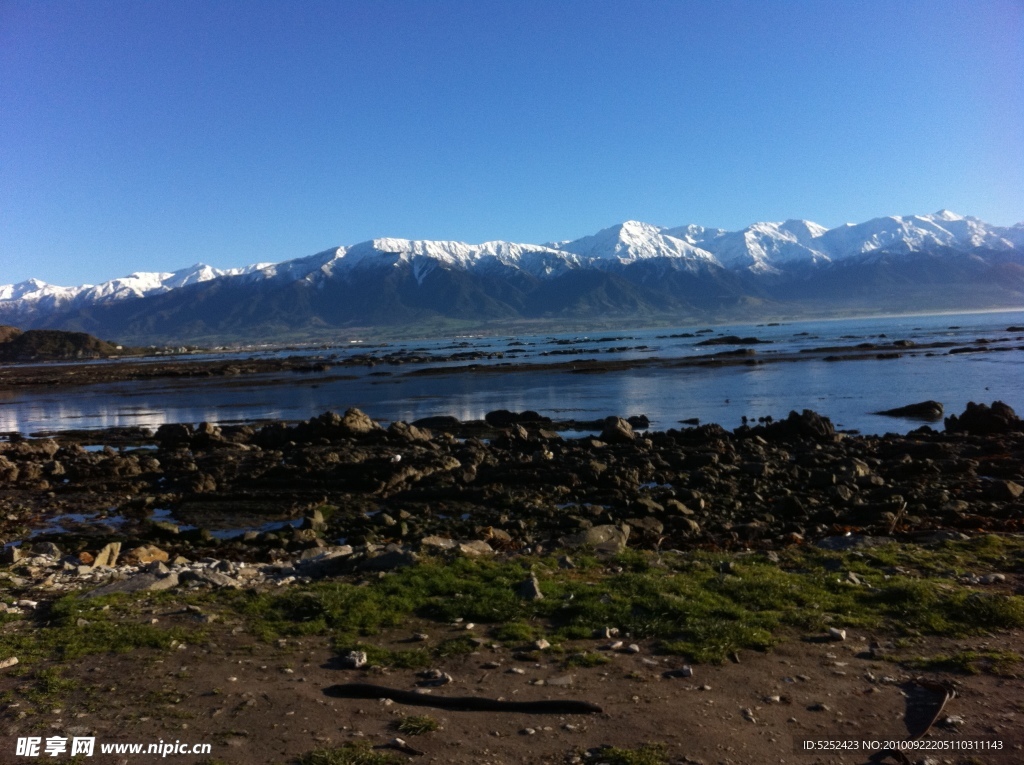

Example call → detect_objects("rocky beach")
1 400 1023 764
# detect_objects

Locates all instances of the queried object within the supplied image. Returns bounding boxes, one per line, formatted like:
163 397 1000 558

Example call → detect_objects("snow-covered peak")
667 219 831 273
816 211 1016 259
0 278 84 303
555 220 718 264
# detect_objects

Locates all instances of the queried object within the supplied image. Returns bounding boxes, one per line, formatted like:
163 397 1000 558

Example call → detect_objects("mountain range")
3 210 1023 343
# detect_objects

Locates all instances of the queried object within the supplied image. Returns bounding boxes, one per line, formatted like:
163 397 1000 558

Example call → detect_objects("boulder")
340 408 382 435
387 421 432 442
358 549 418 572
600 417 636 444
457 540 494 557
155 423 193 447
420 536 457 551
484 410 552 427
945 401 1022 435
561 524 630 553
295 546 355 578
761 410 835 441
84 571 179 599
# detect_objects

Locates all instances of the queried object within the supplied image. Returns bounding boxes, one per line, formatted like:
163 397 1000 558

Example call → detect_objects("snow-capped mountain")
0 262 270 325
2 210 1022 342
815 210 1021 260
667 219 831 273
552 220 718 268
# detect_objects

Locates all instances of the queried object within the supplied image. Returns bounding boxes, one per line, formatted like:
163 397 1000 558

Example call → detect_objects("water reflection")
1 311 1022 436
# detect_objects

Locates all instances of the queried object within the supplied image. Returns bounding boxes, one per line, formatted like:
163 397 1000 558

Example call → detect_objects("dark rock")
695 335 771 346
626 415 650 430
484 410 552 427
987 480 1024 501
1 546 23 566
412 415 462 430
518 573 544 601
625 517 664 535
155 423 193 446
761 410 835 441
31 541 62 557
875 401 944 420
945 401 1022 434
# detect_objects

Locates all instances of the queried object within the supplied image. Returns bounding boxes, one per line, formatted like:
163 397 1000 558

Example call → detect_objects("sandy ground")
4 614 1021 765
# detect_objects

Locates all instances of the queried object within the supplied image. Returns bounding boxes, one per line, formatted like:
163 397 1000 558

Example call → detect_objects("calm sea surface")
2 309 1022 437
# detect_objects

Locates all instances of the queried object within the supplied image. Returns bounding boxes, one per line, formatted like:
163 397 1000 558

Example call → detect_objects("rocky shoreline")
1 402 1021 598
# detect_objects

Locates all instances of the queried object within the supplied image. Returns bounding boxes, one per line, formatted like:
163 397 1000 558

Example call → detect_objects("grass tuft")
395 714 440 735
294 742 402 765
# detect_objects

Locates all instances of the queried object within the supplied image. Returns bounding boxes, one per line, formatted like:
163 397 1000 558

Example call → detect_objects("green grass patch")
0 593 197 667
211 541 1024 664
589 743 669 765
490 620 540 643
337 642 431 670
294 742 401 765
903 650 1022 677
564 651 611 668
395 714 439 735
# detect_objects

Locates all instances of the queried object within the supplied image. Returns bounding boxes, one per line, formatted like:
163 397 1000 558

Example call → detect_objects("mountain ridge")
3 211 1023 343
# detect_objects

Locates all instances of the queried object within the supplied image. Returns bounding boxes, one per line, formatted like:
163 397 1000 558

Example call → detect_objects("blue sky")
1 0 1022 285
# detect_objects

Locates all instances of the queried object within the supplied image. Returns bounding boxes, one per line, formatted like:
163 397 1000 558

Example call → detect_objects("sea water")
1 309 1021 436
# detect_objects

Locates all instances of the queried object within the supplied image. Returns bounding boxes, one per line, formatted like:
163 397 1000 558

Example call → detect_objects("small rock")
93 542 121 568
343 651 368 669
0 657 18 670
457 540 494 557
828 628 847 641
518 573 544 601
663 666 693 679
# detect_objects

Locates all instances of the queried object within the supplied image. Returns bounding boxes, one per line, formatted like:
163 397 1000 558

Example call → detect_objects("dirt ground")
4 614 1021 765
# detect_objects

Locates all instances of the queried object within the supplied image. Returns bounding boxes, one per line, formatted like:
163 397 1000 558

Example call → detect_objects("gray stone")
84 571 179 599
560 524 630 553
180 569 241 588
457 540 494 557
31 541 62 557
420 536 457 550
625 517 664 535
358 550 418 572
295 546 355 578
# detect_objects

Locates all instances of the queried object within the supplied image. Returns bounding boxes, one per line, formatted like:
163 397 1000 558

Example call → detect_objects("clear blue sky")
2 0 1022 286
